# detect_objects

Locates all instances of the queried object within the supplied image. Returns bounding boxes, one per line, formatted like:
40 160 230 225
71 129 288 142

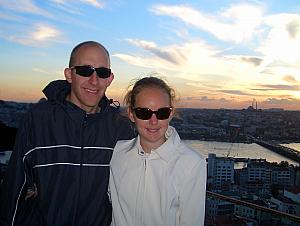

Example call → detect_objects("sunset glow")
0 0 300 110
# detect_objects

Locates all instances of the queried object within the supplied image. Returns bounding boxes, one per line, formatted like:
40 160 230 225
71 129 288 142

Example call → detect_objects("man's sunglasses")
70 65 111 78
133 107 173 120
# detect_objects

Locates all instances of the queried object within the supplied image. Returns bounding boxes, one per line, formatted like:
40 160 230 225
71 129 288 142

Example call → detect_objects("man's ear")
106 72 114 87
64 68 72 83
127 107 135 123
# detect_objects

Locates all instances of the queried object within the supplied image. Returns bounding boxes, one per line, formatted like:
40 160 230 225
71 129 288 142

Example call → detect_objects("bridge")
247 136 300 163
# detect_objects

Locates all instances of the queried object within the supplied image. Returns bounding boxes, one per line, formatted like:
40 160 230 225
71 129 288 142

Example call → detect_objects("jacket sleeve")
179 158 207 226
0 112 33 226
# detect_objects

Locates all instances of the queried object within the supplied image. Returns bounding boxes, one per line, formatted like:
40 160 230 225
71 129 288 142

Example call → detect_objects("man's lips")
84 88 98 94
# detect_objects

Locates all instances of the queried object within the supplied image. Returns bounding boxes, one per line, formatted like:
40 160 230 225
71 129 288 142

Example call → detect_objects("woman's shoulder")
113 138 137 154
176 142 206 168
111 138 137 169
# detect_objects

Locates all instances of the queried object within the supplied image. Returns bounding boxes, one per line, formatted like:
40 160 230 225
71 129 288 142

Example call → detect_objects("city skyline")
1 0 300 110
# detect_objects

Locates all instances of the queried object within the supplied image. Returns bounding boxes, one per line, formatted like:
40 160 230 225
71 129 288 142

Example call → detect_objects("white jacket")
109 126 207 226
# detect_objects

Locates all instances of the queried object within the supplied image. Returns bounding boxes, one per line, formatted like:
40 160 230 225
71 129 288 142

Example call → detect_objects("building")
207 153 234 190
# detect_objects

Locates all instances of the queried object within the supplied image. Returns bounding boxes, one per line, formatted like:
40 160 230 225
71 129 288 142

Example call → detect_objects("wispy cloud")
258 13 300 63
81 0 104 8
240 56 263 66
219 90 252 96
151 3 264 43
7 23 63 46
282 75 299 84
0 11 23 21
262 98 300 107
32 68 51 75
182 96 233 103
32 67 63 78
286 18 300 39
0 0 53 17
125 38 186 64
252 84 300 91
51 0 104 9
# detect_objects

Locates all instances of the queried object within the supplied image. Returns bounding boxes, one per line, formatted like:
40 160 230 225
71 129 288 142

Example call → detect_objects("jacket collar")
130 126 181 163
42 80 111 113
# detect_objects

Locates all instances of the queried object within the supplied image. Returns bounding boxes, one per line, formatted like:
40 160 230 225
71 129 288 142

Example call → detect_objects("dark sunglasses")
133 107 173 120
70 65 111 78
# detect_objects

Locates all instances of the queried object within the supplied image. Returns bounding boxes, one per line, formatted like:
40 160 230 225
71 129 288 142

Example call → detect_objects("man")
0 41 135 226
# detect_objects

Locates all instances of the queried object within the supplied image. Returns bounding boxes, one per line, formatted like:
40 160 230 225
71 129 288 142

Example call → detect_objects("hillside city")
0 100 300 225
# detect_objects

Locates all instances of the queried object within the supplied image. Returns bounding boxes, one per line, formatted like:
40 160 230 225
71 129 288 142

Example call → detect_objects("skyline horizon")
0 96 294 111
1 1 300 110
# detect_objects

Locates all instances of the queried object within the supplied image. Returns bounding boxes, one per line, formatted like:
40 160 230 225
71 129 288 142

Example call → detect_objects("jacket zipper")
72 113 87 225
141 157 147 225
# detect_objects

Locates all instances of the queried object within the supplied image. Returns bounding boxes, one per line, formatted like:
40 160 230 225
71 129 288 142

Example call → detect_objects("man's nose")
88 72 99 85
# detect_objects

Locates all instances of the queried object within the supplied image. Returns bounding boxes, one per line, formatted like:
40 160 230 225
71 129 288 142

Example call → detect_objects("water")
183 140 299 166
281 143 300 153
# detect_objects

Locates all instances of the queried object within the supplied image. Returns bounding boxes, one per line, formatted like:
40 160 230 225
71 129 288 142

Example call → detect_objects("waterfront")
184 140 299 166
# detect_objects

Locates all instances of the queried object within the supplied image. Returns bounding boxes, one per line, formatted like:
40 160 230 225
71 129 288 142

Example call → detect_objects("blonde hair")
124 75 176 109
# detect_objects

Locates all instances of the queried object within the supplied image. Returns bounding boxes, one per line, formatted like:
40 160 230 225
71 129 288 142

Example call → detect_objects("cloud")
262 98 300 106
257 13 300 63
252 84 300 91
80 0 104 8
0 0 52 17
125 39 186 64
0 11 23 21
286 19 300 39
151 3 264 43
115 39 241 77
182 95 234 103
32 24 60 40
7 23 63 46
149 3 300 79
32 68 52 75
115 38 269 97
51 0 104 9
219 90 252 96
240 56 263 66
282 75 299 84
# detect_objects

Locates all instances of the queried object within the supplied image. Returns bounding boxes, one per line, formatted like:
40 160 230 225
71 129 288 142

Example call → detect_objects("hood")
43 80 70 102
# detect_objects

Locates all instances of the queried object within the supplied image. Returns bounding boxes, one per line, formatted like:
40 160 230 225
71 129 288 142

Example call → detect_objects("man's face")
64 44 114 113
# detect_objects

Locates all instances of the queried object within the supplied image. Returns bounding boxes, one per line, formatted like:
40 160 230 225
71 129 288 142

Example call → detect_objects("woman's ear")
127 108 135 123
168 108 175 123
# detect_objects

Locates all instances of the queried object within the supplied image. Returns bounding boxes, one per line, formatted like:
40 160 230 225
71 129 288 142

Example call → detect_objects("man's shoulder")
29 100 56 114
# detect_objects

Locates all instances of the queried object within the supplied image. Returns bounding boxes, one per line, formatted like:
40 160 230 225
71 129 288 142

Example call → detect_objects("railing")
206 190 300 224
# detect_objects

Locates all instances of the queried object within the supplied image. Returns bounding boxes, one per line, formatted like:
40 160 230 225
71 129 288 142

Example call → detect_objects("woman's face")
128 86 173 153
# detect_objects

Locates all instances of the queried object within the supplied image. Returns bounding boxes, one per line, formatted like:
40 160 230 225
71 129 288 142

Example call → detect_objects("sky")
0 0 300 110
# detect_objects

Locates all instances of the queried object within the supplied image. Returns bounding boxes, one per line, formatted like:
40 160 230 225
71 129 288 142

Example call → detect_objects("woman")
109 76 207 226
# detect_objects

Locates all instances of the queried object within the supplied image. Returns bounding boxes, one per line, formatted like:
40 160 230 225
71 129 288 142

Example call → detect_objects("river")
183 140 299 166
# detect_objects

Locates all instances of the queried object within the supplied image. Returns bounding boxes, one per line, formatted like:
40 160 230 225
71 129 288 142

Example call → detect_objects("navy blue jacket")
0 80 135 226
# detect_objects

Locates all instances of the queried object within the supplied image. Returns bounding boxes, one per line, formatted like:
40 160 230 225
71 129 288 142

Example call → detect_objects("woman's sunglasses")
70 65 111 78
133 107 173 120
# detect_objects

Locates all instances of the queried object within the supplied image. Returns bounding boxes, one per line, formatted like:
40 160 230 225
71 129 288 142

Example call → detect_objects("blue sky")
1 0 300 109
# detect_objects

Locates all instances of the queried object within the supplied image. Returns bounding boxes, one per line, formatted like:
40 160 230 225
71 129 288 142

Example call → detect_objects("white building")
208 153 234 190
